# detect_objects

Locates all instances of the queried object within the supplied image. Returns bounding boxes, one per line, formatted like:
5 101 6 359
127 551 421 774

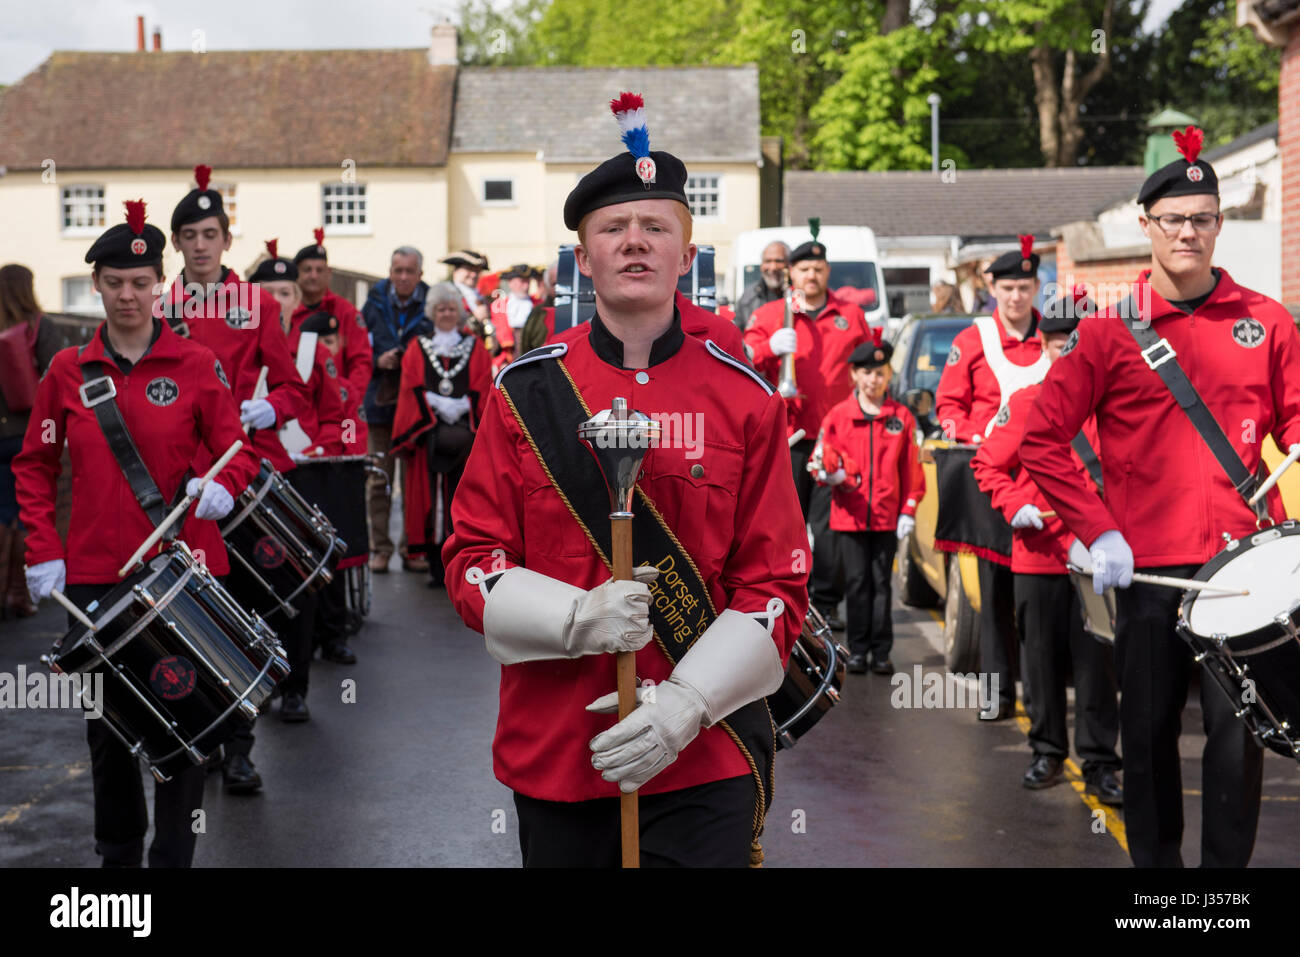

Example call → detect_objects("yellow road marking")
923 606 1127 852
0 762 89 827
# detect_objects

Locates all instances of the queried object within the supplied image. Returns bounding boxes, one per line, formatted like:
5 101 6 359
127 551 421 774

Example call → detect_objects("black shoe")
869 656 894 675
1023 755 1064 789
222 754 263 794
979 700 1014 722
321 643 357 664
847 653 868 674
280 691 310 723
1085 768 1123 806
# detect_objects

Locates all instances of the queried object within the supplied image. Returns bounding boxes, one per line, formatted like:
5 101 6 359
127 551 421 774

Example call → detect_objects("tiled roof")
783 167 1147 239
452 66 761 163
0 50 455 170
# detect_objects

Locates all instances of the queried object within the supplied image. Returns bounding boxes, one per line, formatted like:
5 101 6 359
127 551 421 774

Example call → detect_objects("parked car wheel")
943 555 980 674
897 535 941 608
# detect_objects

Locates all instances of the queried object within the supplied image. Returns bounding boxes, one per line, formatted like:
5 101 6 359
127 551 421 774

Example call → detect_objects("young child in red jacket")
813 334 925 675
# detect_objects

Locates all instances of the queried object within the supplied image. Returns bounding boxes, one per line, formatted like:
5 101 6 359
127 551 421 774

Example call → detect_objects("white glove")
239 398 276 430
186 478 235 521
289 446 325 463
424 391 471 424
1089 529 1134 595
26 559 65 603
896 514 916 540
768 327 798 357
1011 504 1044 530
587 609 785 792
482 566 659 664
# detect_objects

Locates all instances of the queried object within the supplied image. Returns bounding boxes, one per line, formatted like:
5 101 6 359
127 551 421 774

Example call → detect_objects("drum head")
1186 527 1300 639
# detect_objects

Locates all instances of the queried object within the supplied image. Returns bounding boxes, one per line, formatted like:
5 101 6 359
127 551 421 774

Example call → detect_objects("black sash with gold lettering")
497 350 776 850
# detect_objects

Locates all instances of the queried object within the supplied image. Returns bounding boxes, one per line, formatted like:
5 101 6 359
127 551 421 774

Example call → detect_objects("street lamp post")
927 93 941 174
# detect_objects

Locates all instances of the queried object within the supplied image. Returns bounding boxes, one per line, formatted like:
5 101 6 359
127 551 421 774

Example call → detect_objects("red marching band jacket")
159 269 310 473
13 322 261 583
390 331 493 558
1020 270 1300 568
743 290 871 440
814 394 925 533
934 309 1045 443
971 384 1101 574
442 320 809 803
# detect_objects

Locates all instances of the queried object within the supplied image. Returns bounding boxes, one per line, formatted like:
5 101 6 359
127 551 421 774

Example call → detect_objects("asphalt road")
3 562 1299 868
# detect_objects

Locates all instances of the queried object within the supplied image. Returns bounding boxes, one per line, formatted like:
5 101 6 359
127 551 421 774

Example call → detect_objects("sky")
1 0 1192 86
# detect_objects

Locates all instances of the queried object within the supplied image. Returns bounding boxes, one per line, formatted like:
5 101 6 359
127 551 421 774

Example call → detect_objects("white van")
729 226 890 329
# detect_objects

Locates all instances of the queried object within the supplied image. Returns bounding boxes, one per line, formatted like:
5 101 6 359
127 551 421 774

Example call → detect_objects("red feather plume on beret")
1172 126 1204 165
870 325 883 347
194 164 212 192
124 199 147 236
1019 234 1034 259
313 227 325 246
265 239 278 260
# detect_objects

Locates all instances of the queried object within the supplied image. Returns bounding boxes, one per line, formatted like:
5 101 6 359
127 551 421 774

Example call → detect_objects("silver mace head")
577 397 661 514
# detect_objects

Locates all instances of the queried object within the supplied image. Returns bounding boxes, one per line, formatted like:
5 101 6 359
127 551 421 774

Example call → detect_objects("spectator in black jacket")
735 241 789 330
362 247 432 573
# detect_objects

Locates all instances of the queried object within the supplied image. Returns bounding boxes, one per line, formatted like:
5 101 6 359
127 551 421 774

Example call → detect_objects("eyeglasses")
1148 213 1221 234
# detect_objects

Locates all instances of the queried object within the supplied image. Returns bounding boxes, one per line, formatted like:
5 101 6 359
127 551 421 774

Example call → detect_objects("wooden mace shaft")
611 515 639 868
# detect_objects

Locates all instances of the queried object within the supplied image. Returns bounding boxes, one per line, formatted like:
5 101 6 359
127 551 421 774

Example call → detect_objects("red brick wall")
1282 24 1300 312
1052 243 1150 311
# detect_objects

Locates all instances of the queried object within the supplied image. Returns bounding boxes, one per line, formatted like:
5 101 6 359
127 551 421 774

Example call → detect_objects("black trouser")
65 583 206 868
279 589 320 697
1014 573 1119 774
841 529 896 659
789 439 843 613
513 775 756 868
314 571 348 652
1115 569 1264 868
422 460 465 586
977 558 1020 708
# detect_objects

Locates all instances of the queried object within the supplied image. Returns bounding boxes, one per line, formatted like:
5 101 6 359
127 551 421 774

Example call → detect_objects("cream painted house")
0 32 762 317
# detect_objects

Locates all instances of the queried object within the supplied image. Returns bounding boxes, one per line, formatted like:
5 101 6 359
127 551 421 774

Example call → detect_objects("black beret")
564 150 689 232
299 310 338 335
171 164 225 233
441 250 489 271
848 341 893 369
987 235 1040 281
86 200 166 269
1040 285 1094 334
1138 126 1218 207
293 229 328 265
789 241 827 265
248 257 298 284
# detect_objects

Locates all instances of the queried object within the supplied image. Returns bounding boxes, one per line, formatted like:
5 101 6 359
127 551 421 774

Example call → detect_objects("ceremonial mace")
578 397 661 869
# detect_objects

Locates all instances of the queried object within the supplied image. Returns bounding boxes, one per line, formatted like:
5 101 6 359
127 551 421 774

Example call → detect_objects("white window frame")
61 276 104 316
322 182 370 235
685 172 724 221
60 184 106 236
481 177 516 207
213 182 240 234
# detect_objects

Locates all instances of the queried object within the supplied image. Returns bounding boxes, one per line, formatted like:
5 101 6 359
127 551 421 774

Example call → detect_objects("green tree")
455 0 549 66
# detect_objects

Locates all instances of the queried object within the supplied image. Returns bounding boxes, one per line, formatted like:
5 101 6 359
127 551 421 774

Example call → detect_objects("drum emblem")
145 377 180 407
946 345 961 366
884 415 904 435
253 535 287 569
834 316 849 330
225 307 252 330
1232 318 1265 349
150 655 198 701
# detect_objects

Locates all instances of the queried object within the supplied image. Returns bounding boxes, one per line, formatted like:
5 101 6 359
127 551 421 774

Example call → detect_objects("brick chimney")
152 28 161 51
137 15 146 52
429 21 458 66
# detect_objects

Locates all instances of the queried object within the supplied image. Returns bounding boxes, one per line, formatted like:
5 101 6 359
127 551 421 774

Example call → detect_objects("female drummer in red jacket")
813 335 925 675
13 202 259 868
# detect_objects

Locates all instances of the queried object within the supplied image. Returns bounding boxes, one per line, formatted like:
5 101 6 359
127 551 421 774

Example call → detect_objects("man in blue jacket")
363 246 432 572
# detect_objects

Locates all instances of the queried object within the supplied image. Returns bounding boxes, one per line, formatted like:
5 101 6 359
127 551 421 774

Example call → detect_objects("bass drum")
42 542 288 781
767 606 848 749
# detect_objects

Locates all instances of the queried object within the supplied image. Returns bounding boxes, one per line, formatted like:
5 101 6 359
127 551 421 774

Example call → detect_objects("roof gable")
0 50 455 170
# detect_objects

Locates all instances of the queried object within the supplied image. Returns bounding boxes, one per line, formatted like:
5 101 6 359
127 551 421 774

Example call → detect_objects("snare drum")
42 542 288 781
220 459 345 620
766 606 848 749
1177 520 1300 761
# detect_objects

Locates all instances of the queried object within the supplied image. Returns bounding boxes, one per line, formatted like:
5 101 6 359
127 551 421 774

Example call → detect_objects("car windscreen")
909 319 973 396
743 261 880 311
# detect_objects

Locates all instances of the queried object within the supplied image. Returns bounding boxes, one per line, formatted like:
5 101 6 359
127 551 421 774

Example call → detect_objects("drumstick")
116 440 244 578
50 589 97 632
1039 510 1056 519
1248 443 1300 504
1132 573 1248 595
244 366 270 434
788 429 806 448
